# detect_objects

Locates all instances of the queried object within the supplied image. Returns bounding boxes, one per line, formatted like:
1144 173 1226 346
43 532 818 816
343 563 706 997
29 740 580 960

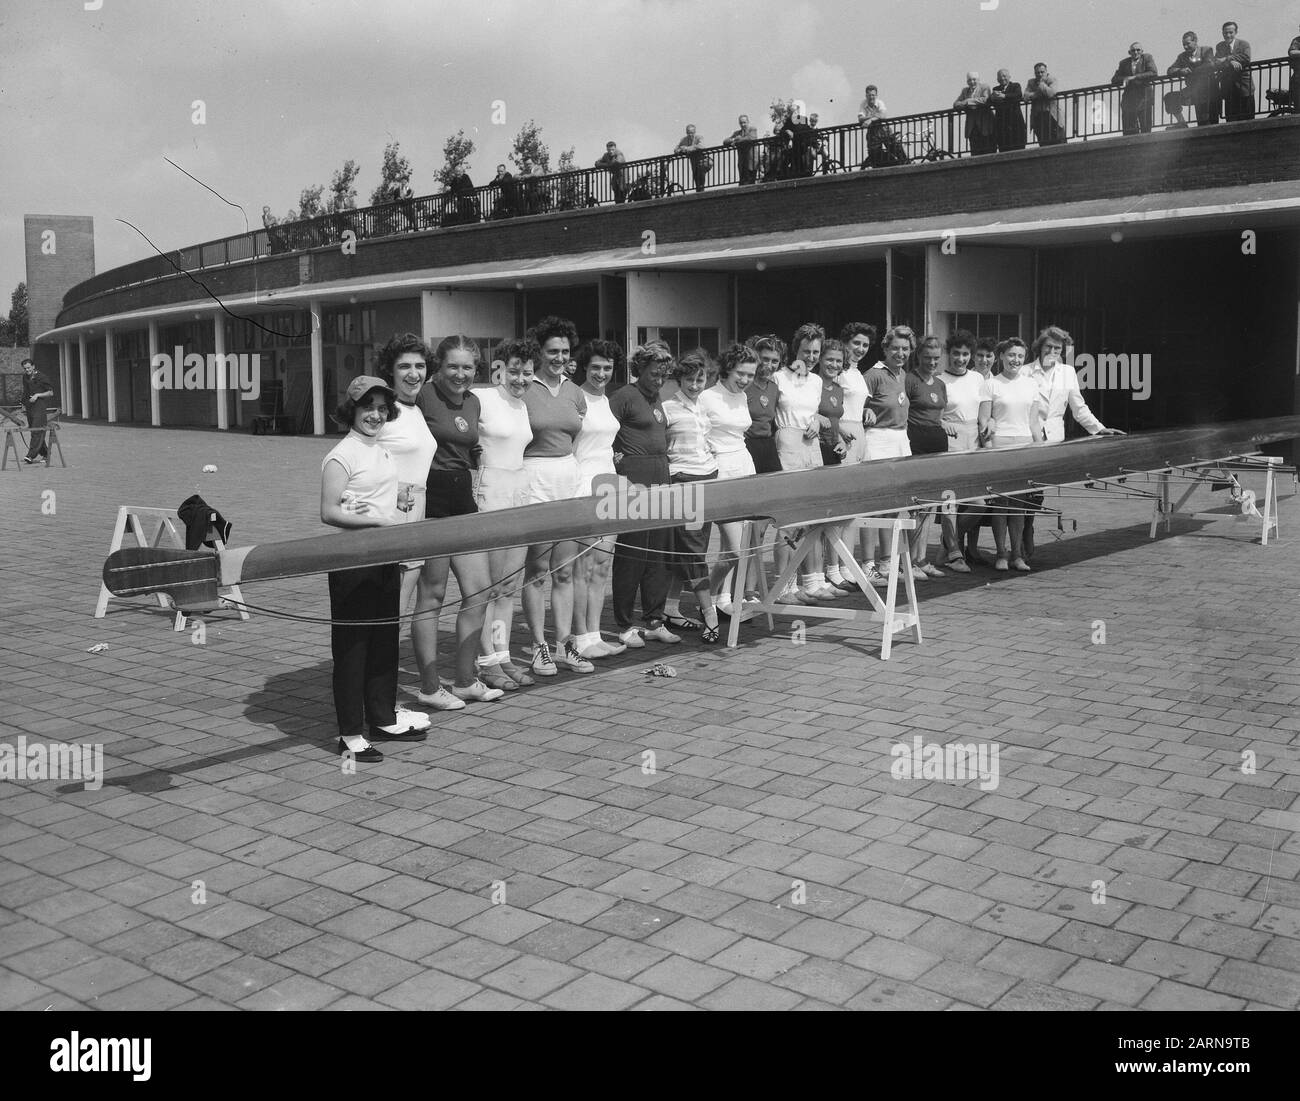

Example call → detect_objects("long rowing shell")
102 416 1299 608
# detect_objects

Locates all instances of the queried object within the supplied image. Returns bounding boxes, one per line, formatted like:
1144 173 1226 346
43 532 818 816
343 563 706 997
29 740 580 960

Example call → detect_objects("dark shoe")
834 578 861 592
338 739 383 761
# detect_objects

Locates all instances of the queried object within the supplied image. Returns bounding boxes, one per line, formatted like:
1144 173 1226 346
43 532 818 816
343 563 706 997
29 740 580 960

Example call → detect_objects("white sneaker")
920 562 945 578
908 563 928 581
642 624 682 644
593 637 627 657
863 565 889 587
560 640 595 673
451 679 504 702
715 597 735 617
810 583 847 600
619 627 646 649
392 708 431 731
945 556 972 574
415 686 465 711
531 642 558 677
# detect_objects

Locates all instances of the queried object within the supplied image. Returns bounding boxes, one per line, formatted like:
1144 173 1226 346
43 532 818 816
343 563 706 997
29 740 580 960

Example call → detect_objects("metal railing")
63 57 1294 308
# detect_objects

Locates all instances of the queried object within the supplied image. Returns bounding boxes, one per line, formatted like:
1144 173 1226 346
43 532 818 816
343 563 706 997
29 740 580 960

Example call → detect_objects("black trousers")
329 563 399 737
612 454 671 629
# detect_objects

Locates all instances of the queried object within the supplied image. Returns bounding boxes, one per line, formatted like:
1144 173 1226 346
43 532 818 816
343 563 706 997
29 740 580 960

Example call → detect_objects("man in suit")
1214 21 1254 122
989 68 1027 151
723 115 760 185
595 141 628 203
953 72 996 155
1164 31 1219 127
1026 61 1067 145
490 164 519 219
1112 42 1160 134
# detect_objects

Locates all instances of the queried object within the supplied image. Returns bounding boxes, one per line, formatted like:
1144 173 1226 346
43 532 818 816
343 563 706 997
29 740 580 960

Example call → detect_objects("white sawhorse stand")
94 506 250 631
727 514 922 659
1148 455 1286 545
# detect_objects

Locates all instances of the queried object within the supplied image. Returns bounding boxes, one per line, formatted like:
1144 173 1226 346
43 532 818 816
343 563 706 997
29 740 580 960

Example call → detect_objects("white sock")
826 564 846 585
800 572 822 590
341 733 369 752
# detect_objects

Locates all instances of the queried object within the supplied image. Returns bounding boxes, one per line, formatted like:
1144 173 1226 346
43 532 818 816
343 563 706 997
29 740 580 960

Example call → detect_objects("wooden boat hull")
102 416 1300 606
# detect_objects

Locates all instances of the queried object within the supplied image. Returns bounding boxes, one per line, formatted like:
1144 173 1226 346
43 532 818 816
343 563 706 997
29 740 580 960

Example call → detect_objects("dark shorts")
670 471 716 582
426 469 477 519
745 435 781 474
907 423 949 455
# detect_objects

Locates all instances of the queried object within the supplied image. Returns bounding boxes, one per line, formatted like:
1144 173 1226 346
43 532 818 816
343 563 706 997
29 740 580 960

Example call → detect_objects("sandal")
701 623 721 644
479 668 520 692
499 662 535 687
664 615 701 631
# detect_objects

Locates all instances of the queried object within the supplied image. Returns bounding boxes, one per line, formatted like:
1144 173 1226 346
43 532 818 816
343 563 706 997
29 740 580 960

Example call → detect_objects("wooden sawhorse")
94 505 250 631
2 419 65 470
1148 455 1288 545
726 514 922 659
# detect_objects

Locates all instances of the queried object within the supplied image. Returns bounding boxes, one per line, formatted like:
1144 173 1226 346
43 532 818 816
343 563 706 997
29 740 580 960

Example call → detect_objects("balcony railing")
63 57 1294 308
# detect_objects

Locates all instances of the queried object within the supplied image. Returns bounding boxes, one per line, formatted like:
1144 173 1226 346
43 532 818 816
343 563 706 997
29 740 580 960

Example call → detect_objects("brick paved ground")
1 422 1297 1011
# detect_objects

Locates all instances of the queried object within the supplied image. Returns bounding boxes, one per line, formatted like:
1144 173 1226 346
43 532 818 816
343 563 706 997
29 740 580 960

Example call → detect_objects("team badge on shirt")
897 394 906 405
652 409 663 423
929 392 938 403
454 416 468 432
830 397 838 407
759 396 769 407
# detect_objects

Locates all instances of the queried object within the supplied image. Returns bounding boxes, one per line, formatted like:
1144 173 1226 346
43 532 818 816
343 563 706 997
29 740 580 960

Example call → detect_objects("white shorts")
945 422 979 454
475 467 530 512
524 454 582 503
864 427 911 460
775 426 823 472
396 484 426 570
577 460 616 495
991 435 1034 449
841 432 869 465
715 449 756 480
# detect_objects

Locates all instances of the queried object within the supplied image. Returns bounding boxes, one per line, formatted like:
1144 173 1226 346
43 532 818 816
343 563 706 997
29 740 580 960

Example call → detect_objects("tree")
327 160 360 211
769 98 799 128
370 141 413 205
8 283 28 346
436 130 476 190
297 185 326 220
510 120 549 172
556 146 576 173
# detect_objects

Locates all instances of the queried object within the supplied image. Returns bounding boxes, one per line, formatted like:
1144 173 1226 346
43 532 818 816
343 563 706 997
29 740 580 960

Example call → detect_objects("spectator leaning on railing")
857 84 887 124
954 72 996 155
595 141 627 203
723 115 761 185
1164 31 1218 128
1112 42 1160 134
1026 61 1067 145
1215 22 1254 122
989 68 1027 151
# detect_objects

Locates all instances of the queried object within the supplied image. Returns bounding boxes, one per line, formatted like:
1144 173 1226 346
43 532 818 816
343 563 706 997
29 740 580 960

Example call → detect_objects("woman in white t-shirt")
570 339 628 660
474 339 537 691
376 334 438 625
699 342 757 616
837 322 876 465
322 375 430 763
938 329 984 572
977 336 1044 572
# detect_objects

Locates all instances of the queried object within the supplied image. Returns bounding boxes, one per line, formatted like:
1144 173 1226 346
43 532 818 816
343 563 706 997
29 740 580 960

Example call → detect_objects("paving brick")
1125 940 1225 987
991 979 1099 1011
698 975 805 1011
1208 959 1300 1008
915 959 1019 1007
845 977 951 1011
844 937 943 981
1139 979 1246 1012
1057 958 1160 1006
904 916 1002 965
570 936 669 981
236 974 346 1010
454 906 552 945
977 939 1075 983
772 957 876 1005
480 956 583 1000
421 936 520 980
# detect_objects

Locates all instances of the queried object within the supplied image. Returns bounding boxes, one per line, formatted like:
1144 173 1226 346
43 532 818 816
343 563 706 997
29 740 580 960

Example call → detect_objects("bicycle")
858 119 911 168
1265 88 1295 117
626 165 685 201
910 128 959 164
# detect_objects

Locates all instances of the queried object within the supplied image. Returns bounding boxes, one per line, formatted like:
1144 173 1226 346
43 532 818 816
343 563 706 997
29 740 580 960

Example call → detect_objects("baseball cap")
346 375 396 403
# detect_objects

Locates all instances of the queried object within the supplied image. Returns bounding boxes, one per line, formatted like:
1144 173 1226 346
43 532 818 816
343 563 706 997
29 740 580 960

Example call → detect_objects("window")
634 326 720 358
946 312 1021 341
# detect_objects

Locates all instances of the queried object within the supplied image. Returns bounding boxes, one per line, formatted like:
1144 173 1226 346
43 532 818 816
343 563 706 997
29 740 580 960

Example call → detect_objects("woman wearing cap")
520 316 593 677
376 334 439 619
571 339 628 660
321 376 430 762
699 342 757 616
977 336 1044 572
473 338 538 691
412 335 502 709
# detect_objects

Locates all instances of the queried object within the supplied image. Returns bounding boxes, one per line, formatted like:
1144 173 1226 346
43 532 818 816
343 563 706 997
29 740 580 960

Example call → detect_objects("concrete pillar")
78 334 89 419
310 299 325 436
213 315 230 431
57 342 69 415
104 327 117 424
148 321 161 427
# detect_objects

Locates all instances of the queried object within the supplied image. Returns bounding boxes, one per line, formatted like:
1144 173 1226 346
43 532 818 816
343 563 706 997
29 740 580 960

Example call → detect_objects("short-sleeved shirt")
980 372 1040 441
745 377 778 439
939 369 984 427
417 381 481 473
321 431 399 527
378 402 437 485
817 379 845 446
521 377 586 458
663 392 717 477
476 387 533 471
859 98 888 122
698 384 752 456
608 382 667 457
905 372 948 432
863 362 909 430
773 367 822 430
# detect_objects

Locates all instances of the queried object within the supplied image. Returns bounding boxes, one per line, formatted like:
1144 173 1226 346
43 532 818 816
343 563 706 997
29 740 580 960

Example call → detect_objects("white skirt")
775 426 822 471
715 449 756 480
475 467 530 512
524 454 582 503
863 427 911 460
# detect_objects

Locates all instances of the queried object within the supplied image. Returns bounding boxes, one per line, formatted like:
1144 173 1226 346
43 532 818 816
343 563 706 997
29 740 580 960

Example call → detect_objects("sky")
1 0 1295 327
